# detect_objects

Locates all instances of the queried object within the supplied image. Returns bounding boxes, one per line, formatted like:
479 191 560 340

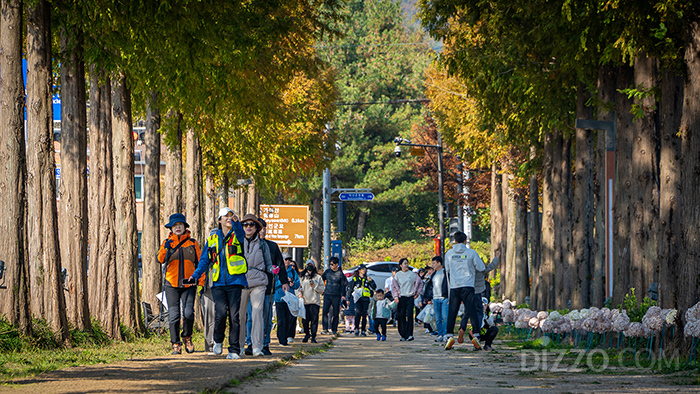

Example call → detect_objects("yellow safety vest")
207 231 247 281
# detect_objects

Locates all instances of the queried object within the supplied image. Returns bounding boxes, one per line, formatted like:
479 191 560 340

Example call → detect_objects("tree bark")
59 26 90 331
572 84 595 309
540 129 556 310
504 175 517 301
186 127 204 243
551 131 565 309
164 111 183 219
310 195 322 266
0 0 31 332
245 180 259 216
657 67 683 309
356 204 367 240
678 22 700 311
219 174 229 210
528 146 541 309
613 64 634 306
141 90 162 311
489 164 504 299
205 171 218 235
514 192 529 305
87 67 120 339
593 64 616 307
112 70 142 333
629 53 659 304
26 0 68 340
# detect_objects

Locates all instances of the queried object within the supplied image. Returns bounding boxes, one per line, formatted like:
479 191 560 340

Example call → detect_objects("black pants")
482 326 498 346
322 294 342 333
302 304 320 338
397 296 414 339
354 299 370 331
276 301 295 345
460 292 484 333
212 285 243 354
165 285 196 344
374 318 388 335
446 286 480 336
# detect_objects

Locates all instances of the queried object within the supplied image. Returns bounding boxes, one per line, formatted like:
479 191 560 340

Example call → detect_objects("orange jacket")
157 231 203 288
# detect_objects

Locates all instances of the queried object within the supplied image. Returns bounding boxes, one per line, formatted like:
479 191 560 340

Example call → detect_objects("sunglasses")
242 222 257 227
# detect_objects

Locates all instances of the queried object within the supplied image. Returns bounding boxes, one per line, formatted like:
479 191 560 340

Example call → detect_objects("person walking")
321 256 347 336
298 261 325 343
275 253 300 346
238 214 275 357
157 213 202 355
443 231 486 351
457 250 500 345
190 208 246 359
348 265 376 336
391 258 423 341
424 255 449 342
244 218 289 356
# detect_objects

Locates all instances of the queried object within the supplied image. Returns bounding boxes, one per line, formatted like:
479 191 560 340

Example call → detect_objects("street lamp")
394 134 446 257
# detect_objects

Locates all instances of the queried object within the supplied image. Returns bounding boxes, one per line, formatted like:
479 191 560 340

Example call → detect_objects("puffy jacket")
297 273 325 305
321 268 347 297
157 231 202 288
243 235 274 288
192 224 247 288
275 265 300 302
444 243 486 289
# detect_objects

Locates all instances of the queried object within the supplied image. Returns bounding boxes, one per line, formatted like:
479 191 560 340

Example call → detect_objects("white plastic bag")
298 297 307 320
417 304 428 322
352 287 363 303
423 304 435 327
282 291 300 317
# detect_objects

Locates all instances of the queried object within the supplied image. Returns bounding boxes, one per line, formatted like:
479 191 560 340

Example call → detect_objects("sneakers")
407 335 414 341
332 331 340 337
244 345 253 356
302 335 310 343
226 353 241 360
321 330 329 335
287 337 294 344
376 333 382 341
483 344 493 351
252 348 264 357
381 335 386 341
213 342 223 355
470 332 482 350
361 331 367 337
182 336 195 353
458 328 465 344
400 337 407 342
171 343 182 355
311 338 317 343
262 346 272 356
435 335 443 342
445 337 456 350
354 330 360 336
425 328 431 334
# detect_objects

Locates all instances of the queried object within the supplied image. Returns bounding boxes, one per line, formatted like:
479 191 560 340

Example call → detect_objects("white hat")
217 207 234 221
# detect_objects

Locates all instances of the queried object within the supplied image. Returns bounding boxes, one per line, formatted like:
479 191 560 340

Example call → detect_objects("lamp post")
394 132 446 257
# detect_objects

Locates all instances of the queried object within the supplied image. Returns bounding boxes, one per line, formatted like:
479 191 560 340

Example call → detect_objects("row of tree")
0 0 341 342
418 0 700 321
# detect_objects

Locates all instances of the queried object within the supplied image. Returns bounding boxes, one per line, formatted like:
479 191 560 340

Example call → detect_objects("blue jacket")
192 223 247 288
274 265 300 302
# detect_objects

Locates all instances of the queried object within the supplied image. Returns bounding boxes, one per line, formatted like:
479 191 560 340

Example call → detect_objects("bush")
620 287 656 322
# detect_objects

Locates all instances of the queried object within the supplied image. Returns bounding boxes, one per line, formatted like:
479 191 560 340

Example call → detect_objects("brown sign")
259 205 309 248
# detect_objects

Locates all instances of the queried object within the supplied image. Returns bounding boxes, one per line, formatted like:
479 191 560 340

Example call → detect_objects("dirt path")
2 328 699 393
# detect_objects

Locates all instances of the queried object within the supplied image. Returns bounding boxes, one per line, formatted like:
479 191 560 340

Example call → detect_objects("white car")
343 261 415 290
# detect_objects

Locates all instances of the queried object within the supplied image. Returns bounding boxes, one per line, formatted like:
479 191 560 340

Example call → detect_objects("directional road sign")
259 205 309 248
338 192 375 201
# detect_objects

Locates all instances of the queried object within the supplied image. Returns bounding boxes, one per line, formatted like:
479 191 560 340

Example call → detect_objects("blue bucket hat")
165 213 189 229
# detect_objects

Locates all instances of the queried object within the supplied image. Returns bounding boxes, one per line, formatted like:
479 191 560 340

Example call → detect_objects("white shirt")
384 276 394 292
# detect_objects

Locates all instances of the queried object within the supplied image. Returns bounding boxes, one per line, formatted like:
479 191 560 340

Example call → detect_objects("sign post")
259 205 310 248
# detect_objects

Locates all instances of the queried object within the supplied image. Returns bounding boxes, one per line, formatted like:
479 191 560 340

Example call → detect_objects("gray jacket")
444 243 486 289
244 235 274 288
474 257 499 294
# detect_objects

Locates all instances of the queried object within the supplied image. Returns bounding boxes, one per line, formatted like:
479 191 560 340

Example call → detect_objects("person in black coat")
321 256 347 335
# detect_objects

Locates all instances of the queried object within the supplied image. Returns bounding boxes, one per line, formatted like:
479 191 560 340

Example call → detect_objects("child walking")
297 261 325 343
369 289 396 341
343 296 356 333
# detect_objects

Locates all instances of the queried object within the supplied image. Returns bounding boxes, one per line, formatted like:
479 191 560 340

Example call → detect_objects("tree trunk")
59 26 90 331
219 174 229 210
87 67 120 339
245 180 259 216
489 164 503 299
26 0 68 340
514 192 529 305
629 53 659 304
657 67 683 309
164 111 183 222
572 84 595 309
205 171 218 235
504 175 517 301
540 129 556 310
0 0 31 332
310 195 322 266
112 70 142 333
141 90 162 312
528 146 542 309
613 64 634 306
593 64 617 307
551 131 565 308
356 204 367 240
678 22 700 311
561 135 573 309
186 127 204 243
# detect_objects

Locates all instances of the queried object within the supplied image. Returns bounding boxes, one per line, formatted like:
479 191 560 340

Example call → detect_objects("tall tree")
164 112 183 224
0 0 31 332
59 26 90 331
185 127 204 242
87 68 120 339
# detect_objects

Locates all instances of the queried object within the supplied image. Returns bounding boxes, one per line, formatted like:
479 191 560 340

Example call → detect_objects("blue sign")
21 58 61 121
338 192 374 201
55 167 61 178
